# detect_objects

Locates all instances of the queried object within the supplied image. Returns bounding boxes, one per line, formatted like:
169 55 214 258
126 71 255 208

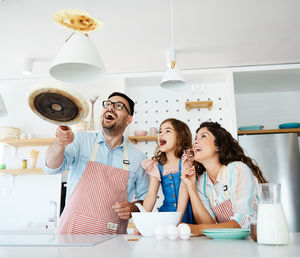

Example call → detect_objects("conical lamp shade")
49 33 105 84
160 65 185 88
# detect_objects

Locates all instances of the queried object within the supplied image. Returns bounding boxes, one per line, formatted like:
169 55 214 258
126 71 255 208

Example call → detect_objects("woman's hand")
181 166 196 188
188 224 204 236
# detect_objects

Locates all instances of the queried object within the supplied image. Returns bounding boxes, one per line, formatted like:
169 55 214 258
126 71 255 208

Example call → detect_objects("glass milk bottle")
257 183 289 245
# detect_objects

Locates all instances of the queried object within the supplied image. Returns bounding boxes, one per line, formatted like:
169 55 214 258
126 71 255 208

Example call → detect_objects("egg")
166 224 178 240
177 223 191 240
154 225 167 240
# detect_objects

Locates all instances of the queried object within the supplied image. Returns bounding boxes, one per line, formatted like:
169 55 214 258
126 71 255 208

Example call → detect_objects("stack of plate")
0 127 20 139
238 125 264 131
279 123 300 129
202 228 250 239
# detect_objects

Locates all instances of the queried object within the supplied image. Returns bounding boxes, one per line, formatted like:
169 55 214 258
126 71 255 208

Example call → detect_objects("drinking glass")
250 215 257 242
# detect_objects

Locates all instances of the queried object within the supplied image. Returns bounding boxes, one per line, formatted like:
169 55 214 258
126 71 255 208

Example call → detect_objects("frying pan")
27 83 89 129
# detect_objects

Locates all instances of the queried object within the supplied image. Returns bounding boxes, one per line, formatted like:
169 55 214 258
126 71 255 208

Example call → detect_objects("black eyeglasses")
102 100 131 114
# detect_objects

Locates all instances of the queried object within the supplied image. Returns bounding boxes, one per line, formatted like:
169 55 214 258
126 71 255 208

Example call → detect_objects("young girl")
181 122 267 235
141 118 194 223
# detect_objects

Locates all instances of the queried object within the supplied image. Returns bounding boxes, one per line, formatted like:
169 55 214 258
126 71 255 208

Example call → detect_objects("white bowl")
131 212 181 237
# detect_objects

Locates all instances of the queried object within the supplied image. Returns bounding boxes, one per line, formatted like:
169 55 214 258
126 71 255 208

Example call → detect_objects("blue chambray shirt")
43 130 149 201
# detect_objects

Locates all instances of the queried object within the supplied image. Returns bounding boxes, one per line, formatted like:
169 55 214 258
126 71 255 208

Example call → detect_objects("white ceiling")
1 0 300 81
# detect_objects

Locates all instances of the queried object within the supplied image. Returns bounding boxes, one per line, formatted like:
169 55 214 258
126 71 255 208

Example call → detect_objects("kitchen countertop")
0 233 299 258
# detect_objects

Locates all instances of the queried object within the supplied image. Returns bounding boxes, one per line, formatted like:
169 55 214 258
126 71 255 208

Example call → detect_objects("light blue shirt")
197 161 259 229
44 131 149 201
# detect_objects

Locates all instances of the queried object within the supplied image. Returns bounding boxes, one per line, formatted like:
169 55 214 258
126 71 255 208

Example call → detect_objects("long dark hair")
153 118 192 165
194 122 267 183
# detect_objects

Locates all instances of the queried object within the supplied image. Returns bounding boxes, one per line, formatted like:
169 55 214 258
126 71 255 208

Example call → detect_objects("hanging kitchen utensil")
88 95 99 131
27 83 89 129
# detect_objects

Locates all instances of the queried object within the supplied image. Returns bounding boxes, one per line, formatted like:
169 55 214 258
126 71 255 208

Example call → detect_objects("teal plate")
279 123 300 129
238 125 264 131
203 228 250 239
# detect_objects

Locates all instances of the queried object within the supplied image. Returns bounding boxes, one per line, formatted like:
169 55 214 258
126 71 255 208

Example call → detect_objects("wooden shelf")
0 168 44 175
238 128 300 136
185 101 213 111
128 136 157 144
0 138 54 147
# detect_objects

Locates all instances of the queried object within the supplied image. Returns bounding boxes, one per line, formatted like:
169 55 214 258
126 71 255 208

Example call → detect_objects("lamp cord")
170 0 174 62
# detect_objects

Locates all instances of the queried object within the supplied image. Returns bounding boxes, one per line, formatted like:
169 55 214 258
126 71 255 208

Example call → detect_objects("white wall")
0 77 124 230
235 91 300 129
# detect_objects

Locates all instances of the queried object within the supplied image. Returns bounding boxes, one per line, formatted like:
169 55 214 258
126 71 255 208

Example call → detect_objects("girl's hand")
181 166 196 188
185 149 194 161
183 149 194 168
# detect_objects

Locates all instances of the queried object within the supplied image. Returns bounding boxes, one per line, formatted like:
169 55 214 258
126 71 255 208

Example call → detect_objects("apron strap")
90 139 129 170
123 142 129 171
90 142 99 162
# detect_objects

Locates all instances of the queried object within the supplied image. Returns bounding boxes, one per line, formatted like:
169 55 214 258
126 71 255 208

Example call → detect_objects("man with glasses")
44 92 149 235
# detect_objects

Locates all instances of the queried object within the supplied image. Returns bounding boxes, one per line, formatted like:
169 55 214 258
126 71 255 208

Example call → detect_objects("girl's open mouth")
159 139 166 146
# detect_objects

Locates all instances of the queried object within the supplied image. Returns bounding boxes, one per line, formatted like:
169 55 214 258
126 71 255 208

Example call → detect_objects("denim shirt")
44 131 149 201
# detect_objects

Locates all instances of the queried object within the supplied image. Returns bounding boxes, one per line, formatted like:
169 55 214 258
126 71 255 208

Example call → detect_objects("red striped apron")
204 173 234 223
57 142 130 234
211 199 234 223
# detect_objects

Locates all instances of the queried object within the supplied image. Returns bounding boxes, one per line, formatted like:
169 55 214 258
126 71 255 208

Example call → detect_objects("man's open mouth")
104 112 116 121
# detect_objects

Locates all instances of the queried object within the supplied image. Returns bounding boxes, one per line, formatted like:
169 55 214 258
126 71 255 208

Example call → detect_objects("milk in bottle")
257 183 289 245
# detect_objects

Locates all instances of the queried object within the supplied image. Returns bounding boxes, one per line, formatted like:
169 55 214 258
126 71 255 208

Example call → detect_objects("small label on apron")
107 222 118 231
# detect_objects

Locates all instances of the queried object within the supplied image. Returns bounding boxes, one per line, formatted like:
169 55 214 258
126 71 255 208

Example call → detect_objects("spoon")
135 203 147 212
88 95 99 131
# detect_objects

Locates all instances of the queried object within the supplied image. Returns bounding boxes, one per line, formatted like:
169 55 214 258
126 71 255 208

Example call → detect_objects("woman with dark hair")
181 122 267 236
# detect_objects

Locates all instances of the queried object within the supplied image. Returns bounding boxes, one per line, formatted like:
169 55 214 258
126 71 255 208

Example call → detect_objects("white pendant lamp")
160 60 185 88
49 33 105 84
160 0 185 88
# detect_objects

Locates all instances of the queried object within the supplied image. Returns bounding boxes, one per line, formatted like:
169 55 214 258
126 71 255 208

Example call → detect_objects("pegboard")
125 81 233 210
126 82 231 156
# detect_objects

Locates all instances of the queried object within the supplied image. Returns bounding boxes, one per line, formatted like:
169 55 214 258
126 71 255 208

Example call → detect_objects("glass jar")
22 159 27 169
257 183 289 245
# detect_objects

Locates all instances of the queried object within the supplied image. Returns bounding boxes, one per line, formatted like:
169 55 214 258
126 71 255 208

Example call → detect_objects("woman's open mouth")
193 147 202 153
